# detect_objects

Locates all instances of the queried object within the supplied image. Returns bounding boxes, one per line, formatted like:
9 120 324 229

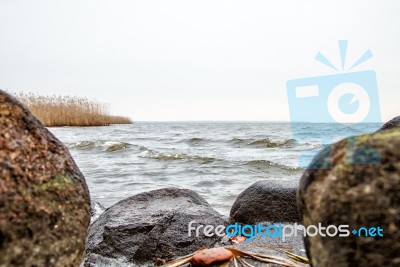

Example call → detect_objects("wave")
244 160 302 171
139 146 216 164
249 138 295 148
183 137 207 145
228 138 247 144
68 140 132 152
229 138 296 148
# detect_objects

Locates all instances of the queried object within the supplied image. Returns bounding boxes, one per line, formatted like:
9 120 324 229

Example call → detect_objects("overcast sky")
0 1 399 121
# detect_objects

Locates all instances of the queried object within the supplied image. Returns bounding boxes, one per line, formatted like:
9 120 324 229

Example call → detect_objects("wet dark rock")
0 90 91 266
377 116 400 132
229 181 300 224
298 129 400 267
84 187 227 266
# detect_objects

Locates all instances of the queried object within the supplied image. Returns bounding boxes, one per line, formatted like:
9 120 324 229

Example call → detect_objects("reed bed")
14 92 132 127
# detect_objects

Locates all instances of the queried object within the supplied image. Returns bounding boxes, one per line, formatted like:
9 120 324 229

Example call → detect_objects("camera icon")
286 41 381 168
286 70 380 125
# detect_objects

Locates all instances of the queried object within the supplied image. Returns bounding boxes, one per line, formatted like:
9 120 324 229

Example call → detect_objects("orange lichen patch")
191 248 233 266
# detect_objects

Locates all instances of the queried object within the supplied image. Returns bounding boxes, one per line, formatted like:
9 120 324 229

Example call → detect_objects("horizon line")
132 120 383 123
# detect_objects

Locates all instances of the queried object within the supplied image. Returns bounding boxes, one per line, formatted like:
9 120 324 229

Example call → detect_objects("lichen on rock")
298 128 400 267
0 90 91 267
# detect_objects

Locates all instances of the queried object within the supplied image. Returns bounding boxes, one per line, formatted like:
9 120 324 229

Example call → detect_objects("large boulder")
84 188 227 266
377 116 400 132
0 90 91 266
230 181 300 224
298 129 400 266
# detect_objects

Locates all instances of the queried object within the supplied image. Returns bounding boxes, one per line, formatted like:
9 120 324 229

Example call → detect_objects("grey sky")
0 0 399 121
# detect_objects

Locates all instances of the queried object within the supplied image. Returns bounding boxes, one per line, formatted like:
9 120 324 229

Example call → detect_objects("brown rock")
0 90 91 266
191 248 233 266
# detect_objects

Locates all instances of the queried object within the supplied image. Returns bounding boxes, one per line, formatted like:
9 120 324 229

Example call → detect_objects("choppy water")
49 122 381 215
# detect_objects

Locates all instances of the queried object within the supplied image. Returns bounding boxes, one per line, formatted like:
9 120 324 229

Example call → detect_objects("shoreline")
11 91 133 127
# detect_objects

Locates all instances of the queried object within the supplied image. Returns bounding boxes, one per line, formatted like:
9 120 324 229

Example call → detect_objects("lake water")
49 122 381 215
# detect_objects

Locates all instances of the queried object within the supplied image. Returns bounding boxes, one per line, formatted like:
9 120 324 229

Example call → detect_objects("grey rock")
377 116 400 132
84 188 227 266
229 181 300 224
0 90 91 266
83 253 133 267
298 129 400 267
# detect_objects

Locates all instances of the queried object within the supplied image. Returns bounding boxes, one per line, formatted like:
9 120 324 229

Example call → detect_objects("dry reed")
13 92 132 127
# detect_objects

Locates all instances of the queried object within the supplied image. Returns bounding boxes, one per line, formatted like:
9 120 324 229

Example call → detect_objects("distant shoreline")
132 120 383 124
12 91 132 127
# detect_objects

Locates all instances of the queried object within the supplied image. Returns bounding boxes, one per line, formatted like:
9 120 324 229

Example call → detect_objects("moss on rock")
0 90 90 267
298 128 400 267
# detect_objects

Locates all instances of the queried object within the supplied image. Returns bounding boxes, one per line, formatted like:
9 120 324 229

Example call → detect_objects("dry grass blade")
251 244 293 250
233 256 239 267
249 254 294 267
283 251 309 264
165 253 195 265
162 255 193 267
238 257 255 267
225 248 251 257
219 261 231 267
251 252 292 262
162 248 306 267
226 248 300 267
